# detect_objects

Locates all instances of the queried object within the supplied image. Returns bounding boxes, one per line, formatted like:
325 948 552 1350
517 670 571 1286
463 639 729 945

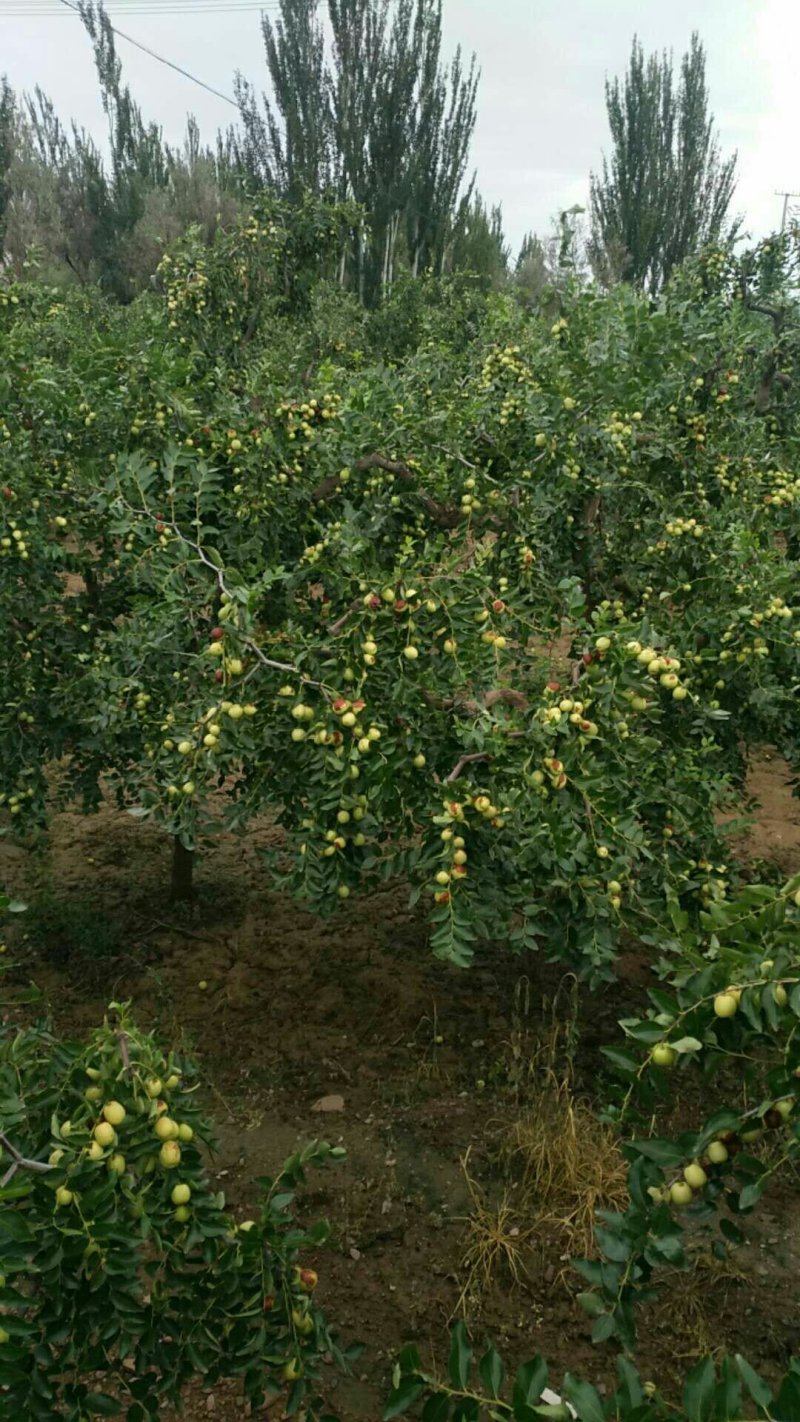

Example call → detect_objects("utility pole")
775 191 800 232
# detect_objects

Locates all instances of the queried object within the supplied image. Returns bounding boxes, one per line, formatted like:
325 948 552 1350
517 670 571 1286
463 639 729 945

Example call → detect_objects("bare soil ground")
1 753 799 1419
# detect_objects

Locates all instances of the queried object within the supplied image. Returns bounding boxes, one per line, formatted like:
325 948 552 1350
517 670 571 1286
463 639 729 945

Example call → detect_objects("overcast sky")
2 0 799 253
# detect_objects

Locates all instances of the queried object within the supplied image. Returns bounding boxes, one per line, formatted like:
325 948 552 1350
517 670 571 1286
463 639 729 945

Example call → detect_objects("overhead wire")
5 0 281 6
19 0 256 107
4 2 281 14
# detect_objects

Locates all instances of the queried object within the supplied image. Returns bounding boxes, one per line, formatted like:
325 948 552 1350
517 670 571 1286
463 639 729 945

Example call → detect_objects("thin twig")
445 752 493 784
124 500 328 688
0 1130 53 1187
145 919 218 944
242 636 321 683
311 453 461 528
329 599 362 636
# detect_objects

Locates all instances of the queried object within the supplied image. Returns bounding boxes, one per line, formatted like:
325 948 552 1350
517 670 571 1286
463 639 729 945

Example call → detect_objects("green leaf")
594 1227 631 1263
776 1371 800 1419
398 1344 422 1374
573 1259 603 1286
626 1138 684 1167
479 1345 505 1398
647 1231 685 1266
85 1394 123 1416
671 1036 703 1053
599 1046 639 1073
738 1180 765 1211
0 1213 33 1242
563 1375 605 1422
614 1357 642 1409
699 1109 741 1140
714 1357 741 1421
448 1321 472 1390
452 1400 479 1422
513 1357 548 1411
576 1292 605 1319
682 1357 716 1422
734 1356 773 1409
591 1313 616 1344
384 1378 427 1419
720 1218 745 1245
422 1395 450 1422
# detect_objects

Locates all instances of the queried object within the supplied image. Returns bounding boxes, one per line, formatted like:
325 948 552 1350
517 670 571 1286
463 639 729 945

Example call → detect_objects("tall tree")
448 196 508 288
0 78 16 256
401 1 478 280
236 0 480 303
589 33 737 295
234 0 333 197
77 0 169 296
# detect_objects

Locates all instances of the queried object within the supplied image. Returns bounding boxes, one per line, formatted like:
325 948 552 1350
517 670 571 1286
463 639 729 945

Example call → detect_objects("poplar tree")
237 0 480 303
0 79 15 255
589 33 737 295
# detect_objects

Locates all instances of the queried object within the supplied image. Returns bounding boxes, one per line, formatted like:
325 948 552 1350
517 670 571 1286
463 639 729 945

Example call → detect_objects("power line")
7 1 280 6
48 0 242 106
7 3 280 12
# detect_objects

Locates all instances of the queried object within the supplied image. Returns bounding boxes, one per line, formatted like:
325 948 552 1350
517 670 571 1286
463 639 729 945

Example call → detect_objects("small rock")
206 1394 216 1412
312 1093 345 1112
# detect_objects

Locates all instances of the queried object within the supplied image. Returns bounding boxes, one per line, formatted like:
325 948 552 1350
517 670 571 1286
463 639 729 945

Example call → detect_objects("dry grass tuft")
456 978 628 1309
503 1075 628 1263
499 978 628 1267
456 1146 535 1314
653 1253 746 1360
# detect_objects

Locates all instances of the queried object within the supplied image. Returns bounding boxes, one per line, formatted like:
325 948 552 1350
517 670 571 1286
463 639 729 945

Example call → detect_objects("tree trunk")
171 838 194 903
84 565 100 613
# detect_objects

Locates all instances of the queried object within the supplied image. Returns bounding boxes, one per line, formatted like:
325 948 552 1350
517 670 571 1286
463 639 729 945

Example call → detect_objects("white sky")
1 0 799 253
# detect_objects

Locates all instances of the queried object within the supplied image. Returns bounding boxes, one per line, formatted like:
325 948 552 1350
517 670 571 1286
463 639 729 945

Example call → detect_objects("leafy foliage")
1 218 799 971
1 113 800 1422
0 1004 349 1419
574 871 800 1350
385 1322 800 1421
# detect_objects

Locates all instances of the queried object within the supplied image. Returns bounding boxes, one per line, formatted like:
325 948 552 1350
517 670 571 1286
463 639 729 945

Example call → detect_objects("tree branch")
0 1130 53 1188
311 454 461 528
329 598 362 635
445 751 493 784
124 501 328 688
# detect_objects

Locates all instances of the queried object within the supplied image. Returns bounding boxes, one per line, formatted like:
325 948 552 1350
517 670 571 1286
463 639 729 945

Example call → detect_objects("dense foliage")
0 0 502 302
0 5 737 304
1 215 798 964
387 1320 800 1421
1 199 800 1415
0 1004 349 1420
